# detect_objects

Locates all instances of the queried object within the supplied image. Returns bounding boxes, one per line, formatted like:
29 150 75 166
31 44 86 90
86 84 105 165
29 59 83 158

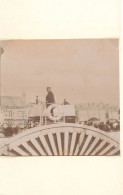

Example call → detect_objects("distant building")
0 106 29 128
76 102 119 122
1 93 26 107
0 93 28 126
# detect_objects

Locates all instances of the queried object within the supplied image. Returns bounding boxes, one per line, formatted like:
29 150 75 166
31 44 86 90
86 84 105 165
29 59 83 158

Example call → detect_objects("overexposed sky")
0 39 119 105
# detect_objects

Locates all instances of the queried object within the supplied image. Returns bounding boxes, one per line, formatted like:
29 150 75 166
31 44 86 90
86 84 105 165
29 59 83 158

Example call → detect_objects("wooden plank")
91 140 108 156
44 134 54 155
67 132 72 155
83 136 96 156
35 136 48 155
72 133 81 155
69 131 77 156
53 133 59 155
64 131 69 156
74 132 85 155
47 132 58 155
109 147 120 155
99 143 115 156
85 137 100 156
9 145 28 156
56 131 63 156
39 135 52 155
30 137 46 156
79 134 92 155
21 142 38 156
60 132 64 155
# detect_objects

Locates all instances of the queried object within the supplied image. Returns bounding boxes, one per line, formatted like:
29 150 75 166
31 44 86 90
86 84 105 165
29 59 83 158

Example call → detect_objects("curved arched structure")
0 124 120 156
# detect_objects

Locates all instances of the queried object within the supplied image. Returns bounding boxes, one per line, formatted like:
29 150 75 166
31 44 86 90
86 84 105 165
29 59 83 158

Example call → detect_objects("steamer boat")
0 102 120 156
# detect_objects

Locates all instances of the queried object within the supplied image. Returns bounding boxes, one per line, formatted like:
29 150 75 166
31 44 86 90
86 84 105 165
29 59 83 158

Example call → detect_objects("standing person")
36 96 39 104
46 87 55 107
63 99 69 105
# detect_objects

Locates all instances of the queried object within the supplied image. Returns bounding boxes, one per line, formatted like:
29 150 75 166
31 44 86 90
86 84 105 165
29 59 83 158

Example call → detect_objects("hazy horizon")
0 39 119 106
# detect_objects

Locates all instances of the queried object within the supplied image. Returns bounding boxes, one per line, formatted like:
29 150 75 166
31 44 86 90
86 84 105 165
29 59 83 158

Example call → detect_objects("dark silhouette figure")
46 87 55 107
36 96 39 104
63 99 69 105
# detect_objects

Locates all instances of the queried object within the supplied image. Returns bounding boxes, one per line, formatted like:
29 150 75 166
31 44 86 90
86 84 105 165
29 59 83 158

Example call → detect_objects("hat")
46 87 51 90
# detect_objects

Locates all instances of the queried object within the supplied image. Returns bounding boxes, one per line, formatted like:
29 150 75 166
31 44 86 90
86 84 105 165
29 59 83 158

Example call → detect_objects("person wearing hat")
36 96 39 104
46 87 55 107
63 99 69 105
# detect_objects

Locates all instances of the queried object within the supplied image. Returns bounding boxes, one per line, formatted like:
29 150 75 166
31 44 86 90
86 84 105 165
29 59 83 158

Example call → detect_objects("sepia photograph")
0 39 120 156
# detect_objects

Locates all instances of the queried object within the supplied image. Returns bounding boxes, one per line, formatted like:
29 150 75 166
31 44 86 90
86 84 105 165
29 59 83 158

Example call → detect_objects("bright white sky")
0 39 119 105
